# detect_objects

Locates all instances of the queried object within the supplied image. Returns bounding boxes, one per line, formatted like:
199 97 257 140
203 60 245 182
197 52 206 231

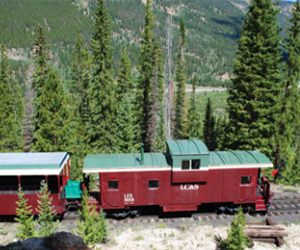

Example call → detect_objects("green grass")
195 90 229 118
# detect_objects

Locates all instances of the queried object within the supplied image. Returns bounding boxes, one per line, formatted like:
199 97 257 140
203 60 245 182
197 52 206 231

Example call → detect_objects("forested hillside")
0 0 294 86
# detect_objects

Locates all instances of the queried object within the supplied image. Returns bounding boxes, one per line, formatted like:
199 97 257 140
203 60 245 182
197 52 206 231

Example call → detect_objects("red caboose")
83 140 273 217
0 152 70 216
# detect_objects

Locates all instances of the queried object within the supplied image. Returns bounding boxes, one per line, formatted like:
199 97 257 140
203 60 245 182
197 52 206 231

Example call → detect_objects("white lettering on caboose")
124 193 135 204
180 184 199 190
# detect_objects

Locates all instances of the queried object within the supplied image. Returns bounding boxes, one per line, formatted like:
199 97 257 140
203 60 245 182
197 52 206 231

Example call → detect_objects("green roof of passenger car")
209 151 272 166
166 139 209 155
83 153 169 172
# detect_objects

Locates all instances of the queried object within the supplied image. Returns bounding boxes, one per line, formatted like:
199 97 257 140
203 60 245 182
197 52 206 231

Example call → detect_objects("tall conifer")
0 44 22 151
116 47 139 153
276 0 300 179
32 70 69 152
116 47 133 102
135 0 155 152
68 33 91 180
153 47 166 152
187 75 201 139
203 98 216 150
227 0 281 158
32 26 50 134
174 17 187 139
88 0 117 153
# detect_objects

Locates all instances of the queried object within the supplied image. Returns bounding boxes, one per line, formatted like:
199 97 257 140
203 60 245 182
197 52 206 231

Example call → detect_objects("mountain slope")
0 0 295 86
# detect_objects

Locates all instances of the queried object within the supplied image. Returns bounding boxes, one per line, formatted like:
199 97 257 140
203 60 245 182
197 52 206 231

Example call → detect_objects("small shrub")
76 189 107 245
216 207 251 250
36 180 59 237
133 235 144 241
158 223 166 228
15 186 36 240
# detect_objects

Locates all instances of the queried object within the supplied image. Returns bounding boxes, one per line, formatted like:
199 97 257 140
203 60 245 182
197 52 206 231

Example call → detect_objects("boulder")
0 232 90 250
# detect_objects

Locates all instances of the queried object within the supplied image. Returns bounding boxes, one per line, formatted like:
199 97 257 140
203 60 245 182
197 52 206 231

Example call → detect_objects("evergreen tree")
135 0 155 152
187 75 202 139
77 189 107 245
203 98 216 150
15 186 36 240
215 115 229 151
36 180 58 237
88 0 117 153
174 17 187 139
32 26 50 134
219 207 251 250
276 0 300 179
227 0 281 158
32 70 69 152
115 46 139 153
153 47 166 152
0 44 22 151
116 46 133 102
116 93 139 153
68 32 92 180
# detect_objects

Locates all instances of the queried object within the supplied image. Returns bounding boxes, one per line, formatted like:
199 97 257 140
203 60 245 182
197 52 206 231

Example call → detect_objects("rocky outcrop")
0 232 90 250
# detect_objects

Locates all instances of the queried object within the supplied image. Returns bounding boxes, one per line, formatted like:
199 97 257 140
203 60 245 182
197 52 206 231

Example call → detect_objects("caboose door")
102 175 121 208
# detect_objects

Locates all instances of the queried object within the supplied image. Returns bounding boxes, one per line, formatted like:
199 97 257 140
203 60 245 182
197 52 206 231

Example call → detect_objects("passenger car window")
148 180 159 189
181 160 190 170
108 181 119 190
0 176 18 191
241 176 251 185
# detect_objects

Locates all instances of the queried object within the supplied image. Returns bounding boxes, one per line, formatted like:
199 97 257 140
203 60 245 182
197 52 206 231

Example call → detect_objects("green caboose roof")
209 151 273 168
83 153 170 173
166 139 209 156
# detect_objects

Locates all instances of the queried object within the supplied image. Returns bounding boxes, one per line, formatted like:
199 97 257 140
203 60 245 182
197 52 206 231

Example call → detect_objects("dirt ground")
1 183 300 249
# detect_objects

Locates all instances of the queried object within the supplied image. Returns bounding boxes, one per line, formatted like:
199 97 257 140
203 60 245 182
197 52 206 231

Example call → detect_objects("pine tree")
116 46 133 102
15 186 36 240
187 75 201 139
116 93 139 153
227 0 281 159
88 0 117 153
115 47 139 153
36 180 58 237
32 26 50 134
215 115 229 151
0 44 22 151
203 98 216 150
77 189 107 245
32 70 69 152
153 47 166 152
174 17 187 139
68 32 92 180
275 0 300 179
135 0 155 152
219 207 251 250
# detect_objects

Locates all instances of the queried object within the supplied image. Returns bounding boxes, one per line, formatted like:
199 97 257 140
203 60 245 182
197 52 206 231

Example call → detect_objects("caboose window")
148 180 159 189
241 176 251 185
21 176 45 191
108 181 119 190
182 160 201 170
192 160 200 169
182 160 190 170
0 176 18 192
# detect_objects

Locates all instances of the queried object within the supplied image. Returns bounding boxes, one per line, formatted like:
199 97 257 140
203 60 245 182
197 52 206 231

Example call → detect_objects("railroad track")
62 193 300 225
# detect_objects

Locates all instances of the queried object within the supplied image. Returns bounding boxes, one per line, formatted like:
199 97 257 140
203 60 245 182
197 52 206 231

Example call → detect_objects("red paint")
99 168 270 212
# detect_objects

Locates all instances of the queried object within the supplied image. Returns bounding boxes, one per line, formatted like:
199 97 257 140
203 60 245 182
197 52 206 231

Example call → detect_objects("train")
0 139 273 218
